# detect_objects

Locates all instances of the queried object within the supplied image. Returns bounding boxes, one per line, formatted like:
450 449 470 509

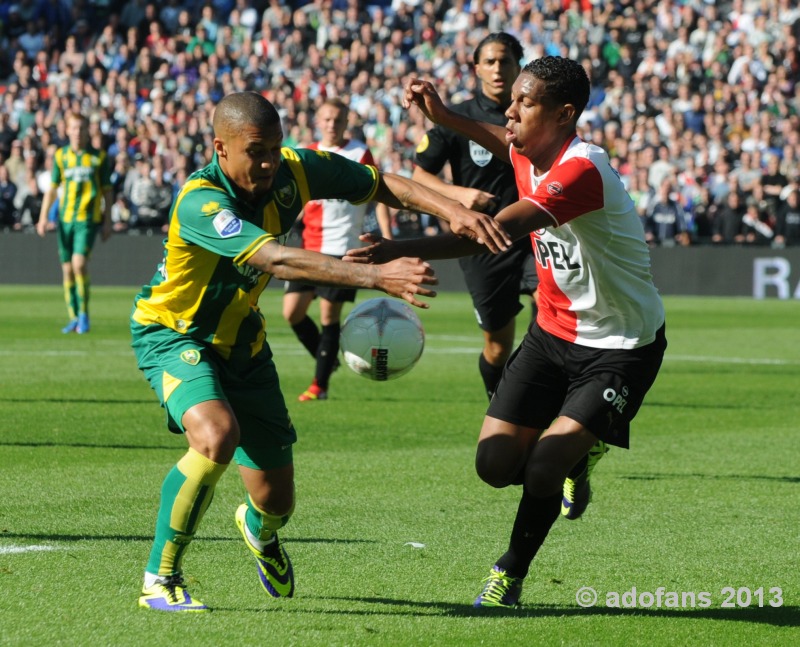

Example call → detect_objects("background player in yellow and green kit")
36 112 112 334
132 91 511 613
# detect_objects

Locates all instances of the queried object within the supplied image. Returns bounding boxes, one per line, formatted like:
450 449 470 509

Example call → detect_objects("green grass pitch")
0 286 797 646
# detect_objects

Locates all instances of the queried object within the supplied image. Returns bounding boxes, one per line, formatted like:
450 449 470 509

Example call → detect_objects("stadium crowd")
1 0 800 247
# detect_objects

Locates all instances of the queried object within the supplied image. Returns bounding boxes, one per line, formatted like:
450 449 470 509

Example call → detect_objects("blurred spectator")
760 153 789 216
0 165 18 229
712 191 746 245
16 172 42 231
690 186 716 244
4 141 27 189
773 189 800 248
129 159 171 231
742 199 775 246
644 178 691 247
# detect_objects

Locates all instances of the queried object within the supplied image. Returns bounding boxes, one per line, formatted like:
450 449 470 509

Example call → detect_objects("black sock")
478 352 504 400
495 490 562 579
567 454 588 479
316 323 341 389
292 316 321 359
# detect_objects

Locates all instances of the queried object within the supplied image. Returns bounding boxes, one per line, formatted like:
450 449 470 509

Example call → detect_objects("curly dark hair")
473 32 524 66
521 56 590 119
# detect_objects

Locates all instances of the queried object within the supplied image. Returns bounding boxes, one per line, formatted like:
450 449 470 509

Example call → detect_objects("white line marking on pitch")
3 344 797 365
0 545 58 555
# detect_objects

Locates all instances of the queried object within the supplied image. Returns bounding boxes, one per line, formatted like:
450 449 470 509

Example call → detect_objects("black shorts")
284 280 357 304
459 238 537 332
486 323 667 448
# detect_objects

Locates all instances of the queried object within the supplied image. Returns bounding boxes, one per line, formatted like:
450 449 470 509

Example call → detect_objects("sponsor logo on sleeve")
546 181 564 196
415 134 429 154
213 209 243 237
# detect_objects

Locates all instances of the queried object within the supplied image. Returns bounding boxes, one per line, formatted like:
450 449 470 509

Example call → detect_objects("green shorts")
131 324 296 470
57 220 101 263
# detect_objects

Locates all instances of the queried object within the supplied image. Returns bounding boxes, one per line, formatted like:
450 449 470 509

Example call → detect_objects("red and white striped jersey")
511 136 664 350
301 140 376 255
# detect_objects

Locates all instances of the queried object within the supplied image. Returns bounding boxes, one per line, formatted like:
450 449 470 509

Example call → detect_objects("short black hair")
474 32 524 66
213 91 281 136
521 56 590 118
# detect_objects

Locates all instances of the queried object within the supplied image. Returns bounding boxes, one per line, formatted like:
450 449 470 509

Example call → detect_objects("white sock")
144 571 162 588
245 523 275 552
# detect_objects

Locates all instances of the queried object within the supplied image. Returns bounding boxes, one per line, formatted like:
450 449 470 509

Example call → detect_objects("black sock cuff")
292 316 318 335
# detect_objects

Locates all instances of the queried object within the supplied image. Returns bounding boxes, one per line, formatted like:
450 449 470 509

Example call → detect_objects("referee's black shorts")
459 238 538 332
486 322 667 448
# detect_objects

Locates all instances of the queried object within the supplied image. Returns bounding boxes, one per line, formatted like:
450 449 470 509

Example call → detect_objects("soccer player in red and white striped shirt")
349 57 666 608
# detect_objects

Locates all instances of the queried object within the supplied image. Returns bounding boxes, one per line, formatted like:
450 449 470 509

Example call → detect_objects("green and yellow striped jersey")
52 145 112 224
132 146 379 364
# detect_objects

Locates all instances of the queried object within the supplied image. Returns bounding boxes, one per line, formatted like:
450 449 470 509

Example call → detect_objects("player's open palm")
376 257 438 309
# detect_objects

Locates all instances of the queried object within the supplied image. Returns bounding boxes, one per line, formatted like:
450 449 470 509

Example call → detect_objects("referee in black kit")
411 32 538 399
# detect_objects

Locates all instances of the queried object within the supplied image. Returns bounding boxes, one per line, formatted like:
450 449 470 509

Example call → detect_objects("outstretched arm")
411 166 497 213
403 78 511 163
347 200 553 264
247 240 437 308
373 172 510 253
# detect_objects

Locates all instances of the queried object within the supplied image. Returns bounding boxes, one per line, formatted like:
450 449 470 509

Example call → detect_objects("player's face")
474 42 520 106
66 118 88 151
316 104 348 147
216 121 283 201
504 72 571 169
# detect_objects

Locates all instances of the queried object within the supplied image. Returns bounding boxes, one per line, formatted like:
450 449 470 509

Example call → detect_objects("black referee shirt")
414 91 518 218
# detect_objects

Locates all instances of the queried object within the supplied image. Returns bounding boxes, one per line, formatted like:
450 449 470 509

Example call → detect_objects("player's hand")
449 207 511 253
403 78 447 124
344 233 398 264
35 219 47 238
458 188 498 213
375 257 438 309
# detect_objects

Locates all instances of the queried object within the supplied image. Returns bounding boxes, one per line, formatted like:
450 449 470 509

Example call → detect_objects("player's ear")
213 137 226 158
558 104 577 126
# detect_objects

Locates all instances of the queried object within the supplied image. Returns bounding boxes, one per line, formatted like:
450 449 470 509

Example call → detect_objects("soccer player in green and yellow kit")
36 112 112 334
132 91 510 612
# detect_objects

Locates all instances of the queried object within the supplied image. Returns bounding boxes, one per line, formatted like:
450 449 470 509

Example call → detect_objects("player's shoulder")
562 137 609 165
176 167 234 213
448 96 479 116
282 145 328 166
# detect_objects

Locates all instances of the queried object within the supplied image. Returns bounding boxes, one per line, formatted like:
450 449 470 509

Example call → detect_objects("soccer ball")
340 297 425 381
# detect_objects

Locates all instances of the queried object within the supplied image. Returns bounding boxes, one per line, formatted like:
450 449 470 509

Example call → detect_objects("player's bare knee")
186 419 240 463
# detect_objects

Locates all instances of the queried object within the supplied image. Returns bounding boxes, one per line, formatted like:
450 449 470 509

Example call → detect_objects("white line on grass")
0 545 57 555
3 346 797 365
